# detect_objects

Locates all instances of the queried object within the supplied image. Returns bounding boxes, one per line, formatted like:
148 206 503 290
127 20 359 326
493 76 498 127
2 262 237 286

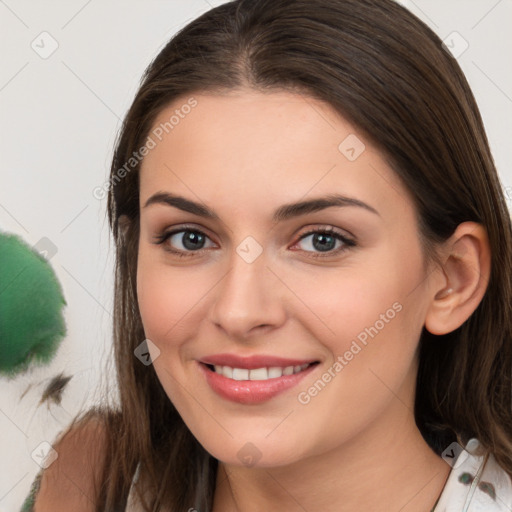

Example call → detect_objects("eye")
153 227 215 257
153 225 356 259
291 226 356 257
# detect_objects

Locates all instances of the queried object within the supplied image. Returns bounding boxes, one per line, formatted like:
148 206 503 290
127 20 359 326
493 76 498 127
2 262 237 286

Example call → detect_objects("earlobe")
424 222 491 336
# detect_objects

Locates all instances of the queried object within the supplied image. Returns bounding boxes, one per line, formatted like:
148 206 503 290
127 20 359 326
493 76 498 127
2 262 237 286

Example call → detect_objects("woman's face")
136 89 439 467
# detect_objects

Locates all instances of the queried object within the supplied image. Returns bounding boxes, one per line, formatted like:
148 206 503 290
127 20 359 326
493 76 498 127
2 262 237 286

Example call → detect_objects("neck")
212 398 451 512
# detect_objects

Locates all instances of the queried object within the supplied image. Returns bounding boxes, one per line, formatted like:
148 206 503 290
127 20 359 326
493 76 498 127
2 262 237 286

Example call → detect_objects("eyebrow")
143 192 380 221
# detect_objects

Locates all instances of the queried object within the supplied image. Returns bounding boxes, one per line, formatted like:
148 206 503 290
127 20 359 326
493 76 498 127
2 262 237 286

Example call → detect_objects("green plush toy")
0 232 67 378
0 231 69 512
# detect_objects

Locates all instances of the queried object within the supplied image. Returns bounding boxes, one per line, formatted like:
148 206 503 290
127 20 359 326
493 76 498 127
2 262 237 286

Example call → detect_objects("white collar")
435 438 512 511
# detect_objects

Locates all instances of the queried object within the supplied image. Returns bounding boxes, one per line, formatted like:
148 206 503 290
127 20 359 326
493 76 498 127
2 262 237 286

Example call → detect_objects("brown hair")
63 0 512 510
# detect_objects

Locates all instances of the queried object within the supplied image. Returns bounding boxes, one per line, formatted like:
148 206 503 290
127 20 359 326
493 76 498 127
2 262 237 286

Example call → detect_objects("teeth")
268 367 284 378
233 368 249 380
212 363 311 380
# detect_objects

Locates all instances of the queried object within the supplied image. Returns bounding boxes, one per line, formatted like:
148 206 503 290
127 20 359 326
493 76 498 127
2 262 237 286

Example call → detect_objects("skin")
134 89 491 511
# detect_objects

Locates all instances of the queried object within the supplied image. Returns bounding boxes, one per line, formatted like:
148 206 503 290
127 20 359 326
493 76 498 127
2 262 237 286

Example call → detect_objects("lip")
199 353 319 369
197 360 320 405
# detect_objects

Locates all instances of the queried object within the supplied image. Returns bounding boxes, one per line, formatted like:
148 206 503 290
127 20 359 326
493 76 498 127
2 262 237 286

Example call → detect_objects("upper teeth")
213 363 311 380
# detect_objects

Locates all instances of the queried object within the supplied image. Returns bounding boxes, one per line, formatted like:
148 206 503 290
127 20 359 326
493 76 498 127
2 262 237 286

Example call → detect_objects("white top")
125 438 512 511
434 438 512 511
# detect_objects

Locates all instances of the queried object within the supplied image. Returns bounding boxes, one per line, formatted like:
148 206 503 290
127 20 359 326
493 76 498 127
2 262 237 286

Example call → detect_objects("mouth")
197 360 321 405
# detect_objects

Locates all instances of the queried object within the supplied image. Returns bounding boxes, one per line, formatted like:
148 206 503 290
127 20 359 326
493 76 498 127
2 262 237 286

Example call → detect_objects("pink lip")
197 361 319 405
199 353 318 369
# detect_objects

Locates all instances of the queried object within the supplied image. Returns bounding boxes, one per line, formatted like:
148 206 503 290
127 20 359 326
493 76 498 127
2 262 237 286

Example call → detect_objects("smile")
197 361 320 404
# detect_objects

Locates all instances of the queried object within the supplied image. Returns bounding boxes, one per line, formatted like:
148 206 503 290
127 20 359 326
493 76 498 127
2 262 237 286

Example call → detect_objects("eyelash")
152 225 356 259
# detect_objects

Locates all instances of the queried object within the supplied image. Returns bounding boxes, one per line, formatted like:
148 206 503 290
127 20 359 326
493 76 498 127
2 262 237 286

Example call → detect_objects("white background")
1 1 511 510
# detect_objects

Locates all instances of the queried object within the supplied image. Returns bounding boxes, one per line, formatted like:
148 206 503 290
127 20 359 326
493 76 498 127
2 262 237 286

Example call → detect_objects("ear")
424 221 491 335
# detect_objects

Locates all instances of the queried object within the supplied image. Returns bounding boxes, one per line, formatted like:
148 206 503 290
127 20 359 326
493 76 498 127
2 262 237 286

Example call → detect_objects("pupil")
183 231 204 250
313 233 335 252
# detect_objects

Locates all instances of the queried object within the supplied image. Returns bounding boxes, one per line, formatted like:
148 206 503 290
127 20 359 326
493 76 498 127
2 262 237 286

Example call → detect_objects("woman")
26 0 512 510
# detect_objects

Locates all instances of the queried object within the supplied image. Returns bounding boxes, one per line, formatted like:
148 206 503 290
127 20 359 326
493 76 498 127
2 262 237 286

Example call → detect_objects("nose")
208 246 287 341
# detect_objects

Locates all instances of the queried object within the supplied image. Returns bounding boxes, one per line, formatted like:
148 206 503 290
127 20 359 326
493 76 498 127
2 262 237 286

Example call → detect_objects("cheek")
289 269 423 452
288 263 413 352
136 250 202 344
286 240 426 394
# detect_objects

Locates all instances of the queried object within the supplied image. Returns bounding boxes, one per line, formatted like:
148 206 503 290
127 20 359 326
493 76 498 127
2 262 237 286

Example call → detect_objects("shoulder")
32 412 109 512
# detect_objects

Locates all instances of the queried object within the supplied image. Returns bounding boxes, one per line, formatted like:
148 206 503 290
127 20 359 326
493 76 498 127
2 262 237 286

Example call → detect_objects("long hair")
64 0 512 510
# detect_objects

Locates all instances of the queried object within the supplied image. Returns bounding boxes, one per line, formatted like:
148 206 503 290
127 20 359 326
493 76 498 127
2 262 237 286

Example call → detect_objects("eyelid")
294 224 354 241
153 223 216 241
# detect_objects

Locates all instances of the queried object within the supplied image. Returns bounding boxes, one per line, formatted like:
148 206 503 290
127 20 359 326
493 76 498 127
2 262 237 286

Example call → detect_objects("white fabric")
435 439 512 511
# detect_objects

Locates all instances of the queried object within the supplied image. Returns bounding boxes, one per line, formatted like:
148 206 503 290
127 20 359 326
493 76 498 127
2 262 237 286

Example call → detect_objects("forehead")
138 89 413 223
